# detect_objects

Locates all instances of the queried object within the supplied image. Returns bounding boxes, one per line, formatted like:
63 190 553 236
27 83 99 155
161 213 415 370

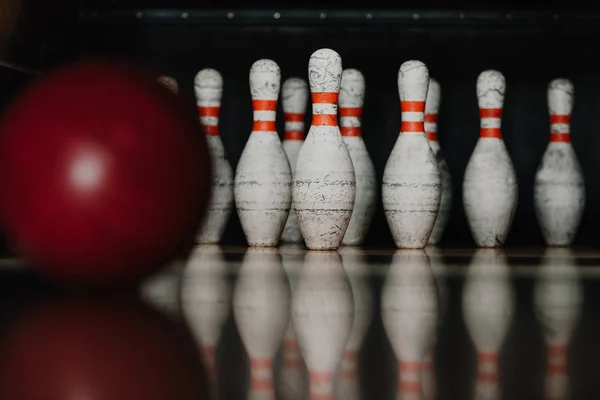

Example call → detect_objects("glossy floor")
0 245 599 400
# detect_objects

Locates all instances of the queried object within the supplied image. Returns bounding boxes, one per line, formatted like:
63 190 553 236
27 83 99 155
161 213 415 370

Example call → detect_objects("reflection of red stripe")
401 101 425 112
424 113 437 123
398 381 422 393
341 127 361 136
312 92 338 103
548 345 567 356
285 131 304 140
480 108 502 118
426 132 438 141
253 99 277 111
478 352 498 363
285 112 304 122
309 371 333 382
312 114 337 126
399 361 421 372
480 128 502 138
477 372 498 383
340 107 362 117
401 121 425 133
198 106 220 117
340 370 358 379
550 133 570 142
250 378 273 390
550 114 570 124
252 121 277 132
547 364 566 375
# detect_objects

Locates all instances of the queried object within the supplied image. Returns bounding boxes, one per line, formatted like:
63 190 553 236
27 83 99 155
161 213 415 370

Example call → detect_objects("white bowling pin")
462 249 515 400
293 48 356 250
425 79 453 245
158 75 179 93
140 259 183 319
534 79 585 247
292 251 354 399
278 245 308 400
336 247 374 400
534 248 582 399
233 248 291 400
339 69 377 246
463 70 518 248
194 69 234 244
234 60 293 247
382 60 442 249
281 77 309 244
180 245 232 400
382 250 439 400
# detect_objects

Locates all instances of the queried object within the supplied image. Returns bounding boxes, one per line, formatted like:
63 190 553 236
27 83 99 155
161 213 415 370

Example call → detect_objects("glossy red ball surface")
0 60 211 284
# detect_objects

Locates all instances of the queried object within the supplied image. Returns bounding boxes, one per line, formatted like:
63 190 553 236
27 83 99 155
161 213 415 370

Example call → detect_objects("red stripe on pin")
285 112 304 122
401 121 425 133
312 92 338 104
401 101 426 112
426 132 438 141
424 113 438 123
312 114 337 127
339 107 362 117
550 133 570 142
198 106 220 117
252 120 277 132
480 108 502 118
480 128 502 138
253 99 277 111
341 127 361 136
285 131 304 140
203 125 219 136
550 114 571 124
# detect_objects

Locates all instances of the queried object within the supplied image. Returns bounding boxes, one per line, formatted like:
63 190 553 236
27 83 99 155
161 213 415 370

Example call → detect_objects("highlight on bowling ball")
0 59 212 285
0 295 206 399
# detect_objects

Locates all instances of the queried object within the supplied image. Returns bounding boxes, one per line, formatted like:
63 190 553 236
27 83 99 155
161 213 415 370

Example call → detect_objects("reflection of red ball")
0 60 211 284
0 296 206 399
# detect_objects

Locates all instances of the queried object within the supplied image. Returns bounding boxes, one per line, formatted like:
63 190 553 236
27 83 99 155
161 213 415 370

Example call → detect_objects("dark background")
3 1 600 253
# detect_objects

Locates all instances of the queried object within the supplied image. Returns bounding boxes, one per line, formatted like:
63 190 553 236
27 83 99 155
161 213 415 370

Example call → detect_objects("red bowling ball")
0 60 211 284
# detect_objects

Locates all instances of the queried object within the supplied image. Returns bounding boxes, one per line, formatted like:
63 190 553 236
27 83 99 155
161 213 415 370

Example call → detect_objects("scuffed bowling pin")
233 248 291 400
292 251 354 399
194 69 234 244
281 78 309 244
293 48 356 250
234 60 292 246
425 79 453 245
382 250 439 400
339 69 377 246
463 70 518 248
462 249 515 400
337 247 374 399
534 79 585 247
181 245 232 400
158 75 179 93
382 60 441 249
534 248 582 399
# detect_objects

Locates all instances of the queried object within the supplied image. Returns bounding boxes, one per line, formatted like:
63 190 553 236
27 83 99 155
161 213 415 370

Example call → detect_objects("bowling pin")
281 78 309 244
158 75 179 93
194 69 234 244
382 60 441 249
382 250 439 400
181 245 232 400
462 249 515 400
293 48 356 250
463 70 518 248
234 60 293 247
339 69 377 246
278 245 308 400
337 247 374 400
292 251 354 399
425 79 453 245
233 248 291 400
534 79 585 247
534 248 582 399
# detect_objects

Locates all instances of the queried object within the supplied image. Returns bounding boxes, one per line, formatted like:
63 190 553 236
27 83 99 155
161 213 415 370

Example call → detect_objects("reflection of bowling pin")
233 248 290 400
534 248 582 399
194 69 234 244
279 246 308 400
158 75 179 93
234 59 292 247
462 249 515 400
382 250 439 400
382 60 441 249
463 70 518 248
292 251 354 399
281 78 309 244
534 79 585 247
140 260 183 319
180 245 232 400
425 79 452 245
337 247 374 400
293 48 356 250
339 69 377 246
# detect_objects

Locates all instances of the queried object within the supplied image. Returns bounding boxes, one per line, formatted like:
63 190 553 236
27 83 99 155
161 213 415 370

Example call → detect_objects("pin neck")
546 344 567 375
479 108 502 138
339 106 362 137
198 105 220 136
400 101 425 133
397 361 422 395
284 112 305 140
249 357 274 391
476 351 498 384
309 371 334 400
549 114 571 142
311 92 339 127
252 99 277 133
424 113 438 141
